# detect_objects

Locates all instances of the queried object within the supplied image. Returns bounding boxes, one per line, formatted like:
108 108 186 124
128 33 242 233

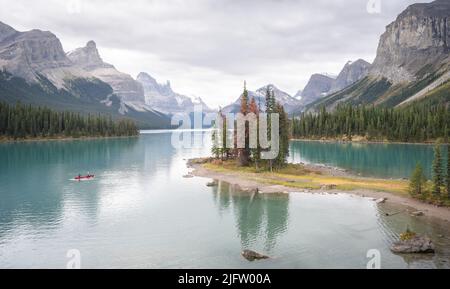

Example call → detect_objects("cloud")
0 0 431 108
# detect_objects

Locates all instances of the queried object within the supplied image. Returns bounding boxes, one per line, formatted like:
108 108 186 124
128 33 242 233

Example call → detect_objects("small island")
188 157 450 222
188 85 450 223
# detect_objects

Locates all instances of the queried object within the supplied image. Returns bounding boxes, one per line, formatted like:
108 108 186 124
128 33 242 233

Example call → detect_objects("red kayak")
74 175 95 181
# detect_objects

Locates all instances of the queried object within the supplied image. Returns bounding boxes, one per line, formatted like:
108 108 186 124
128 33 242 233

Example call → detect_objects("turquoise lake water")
0 131 449 268
290 140 447 179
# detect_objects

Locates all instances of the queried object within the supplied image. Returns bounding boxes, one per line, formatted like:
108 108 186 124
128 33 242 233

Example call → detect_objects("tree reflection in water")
211 181 290 252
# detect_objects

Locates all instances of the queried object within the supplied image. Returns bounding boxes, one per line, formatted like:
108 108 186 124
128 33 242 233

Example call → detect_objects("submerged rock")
241 250 270 262
391 236 435 254
206 181 218 187
375 198 387 204
411 211 424 217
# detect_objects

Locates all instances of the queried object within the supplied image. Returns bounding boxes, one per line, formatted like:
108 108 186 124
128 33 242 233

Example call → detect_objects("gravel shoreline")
188 160 450 223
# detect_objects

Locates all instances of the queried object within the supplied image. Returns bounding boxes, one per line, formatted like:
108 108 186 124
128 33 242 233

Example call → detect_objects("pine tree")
291 103 449 142
432 144 444 198
240 81 249 115
265 87 272 113
265 88 274 171
238 82 250 167
409 163 426 197
249 97 261 170
275 104 290 168
0 102 139 139
211 125 220 159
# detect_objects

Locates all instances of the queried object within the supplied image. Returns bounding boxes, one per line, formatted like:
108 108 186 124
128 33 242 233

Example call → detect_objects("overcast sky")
0 0 431 108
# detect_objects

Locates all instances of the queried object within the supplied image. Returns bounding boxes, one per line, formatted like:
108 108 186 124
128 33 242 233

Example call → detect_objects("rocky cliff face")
370 0 450 83
68 41 145 104
137 72 211 114
331 59 371 93
298 59 371 107
0 21 16 42
66 40 113 70
0 21 85 86
300 74 335 106
308 0 450 111
0 22 171 128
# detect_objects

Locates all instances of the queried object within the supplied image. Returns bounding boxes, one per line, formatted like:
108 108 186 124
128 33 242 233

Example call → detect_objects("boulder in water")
241 250 269 262
206 181 218 187
391 236 435 254
375 198 387 204
411 211 424 217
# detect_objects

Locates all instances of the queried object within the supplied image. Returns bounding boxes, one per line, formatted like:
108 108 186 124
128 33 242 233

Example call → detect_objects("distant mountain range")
1 0 449 126
136 72 212 114
0 22 211 128
306 0 450 112
222 84 303 115
222 59 371 115
228 0 450 115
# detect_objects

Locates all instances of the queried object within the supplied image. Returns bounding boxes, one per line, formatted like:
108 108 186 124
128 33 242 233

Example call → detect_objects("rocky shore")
187 158 450 222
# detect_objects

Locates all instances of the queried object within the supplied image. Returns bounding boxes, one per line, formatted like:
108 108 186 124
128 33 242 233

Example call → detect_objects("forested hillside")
293 99 449 143
0 102 139 140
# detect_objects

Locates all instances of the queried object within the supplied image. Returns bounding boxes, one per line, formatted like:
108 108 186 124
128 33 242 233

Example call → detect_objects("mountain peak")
330 59 371 93
354 59 370 65
370 0 450 83
0 21 18 42
67 40 112 70
256 84 278 93
0 22 73 83
137 72 156 82
400 0 450 19
86 40 97 48
136 72 211 114
223 84 301 114
344 59 369 67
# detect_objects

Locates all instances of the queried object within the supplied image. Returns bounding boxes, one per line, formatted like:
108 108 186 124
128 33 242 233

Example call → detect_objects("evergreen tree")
265 89 275 171
292 103 449 143
238 82 250 166
249 97 261 170
240 81 249 115
211 125 220 159
274 104 290 168
409 163 426 197
432 144 444 198
0 102 138 139
265 87 272 113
